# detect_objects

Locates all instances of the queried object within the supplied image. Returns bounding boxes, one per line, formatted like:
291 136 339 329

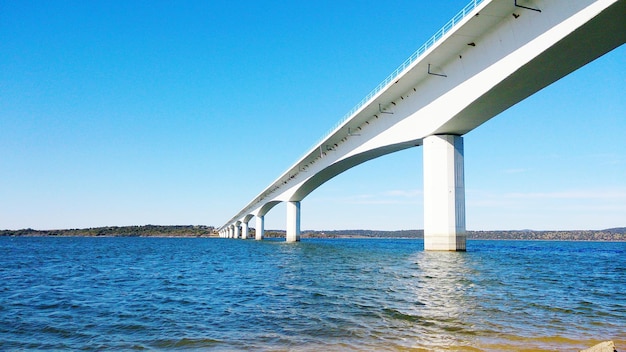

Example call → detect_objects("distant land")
294 228 626 242
1 225 625 241
0 225 216 238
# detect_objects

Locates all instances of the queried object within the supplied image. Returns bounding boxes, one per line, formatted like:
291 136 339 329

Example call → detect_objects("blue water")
1 237 624 351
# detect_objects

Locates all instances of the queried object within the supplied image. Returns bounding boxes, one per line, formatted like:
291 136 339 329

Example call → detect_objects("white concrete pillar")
255 215 264 240
423 134 466 251
229 226 234 238
234 224 240 239
241 222 249 240
286 201 301 243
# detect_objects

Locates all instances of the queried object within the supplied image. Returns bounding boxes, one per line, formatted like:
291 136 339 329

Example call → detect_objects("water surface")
1 237 624 350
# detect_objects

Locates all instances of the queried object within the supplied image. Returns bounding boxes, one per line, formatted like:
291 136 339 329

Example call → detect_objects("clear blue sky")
1 0 624 231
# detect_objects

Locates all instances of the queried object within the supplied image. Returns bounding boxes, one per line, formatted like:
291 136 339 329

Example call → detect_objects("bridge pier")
241 221 249 239
423 134 466 251
286 201 301 243
234 224 240 239
255 215 264 240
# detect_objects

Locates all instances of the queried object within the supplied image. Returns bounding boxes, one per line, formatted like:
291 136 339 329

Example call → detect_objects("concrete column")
255 215 264 240
229 226 234 238
286 201 301 243
423 134 466 251
234 224 240 239
241 222 249 240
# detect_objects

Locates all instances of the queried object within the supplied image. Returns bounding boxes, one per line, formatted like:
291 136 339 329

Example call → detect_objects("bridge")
218 0 625 250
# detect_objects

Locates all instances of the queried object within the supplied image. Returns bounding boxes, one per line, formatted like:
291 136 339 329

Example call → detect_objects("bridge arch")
257 200 282 218
289 142 419 202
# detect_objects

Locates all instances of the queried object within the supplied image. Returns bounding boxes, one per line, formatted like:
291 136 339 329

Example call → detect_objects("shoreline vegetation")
1 225 625 241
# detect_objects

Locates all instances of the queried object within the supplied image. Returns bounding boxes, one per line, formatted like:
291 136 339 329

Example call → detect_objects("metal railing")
305 0 485 156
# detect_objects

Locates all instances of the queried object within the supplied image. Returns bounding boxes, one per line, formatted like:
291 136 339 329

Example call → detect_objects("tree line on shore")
1 225 625 241
267 228 626 241
0 225 215 238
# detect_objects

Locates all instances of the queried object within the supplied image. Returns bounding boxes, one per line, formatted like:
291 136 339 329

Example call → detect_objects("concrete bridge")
218 0 625 250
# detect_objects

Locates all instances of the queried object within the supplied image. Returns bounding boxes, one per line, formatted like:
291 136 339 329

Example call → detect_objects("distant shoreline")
1 225 625 242
3 235 626 243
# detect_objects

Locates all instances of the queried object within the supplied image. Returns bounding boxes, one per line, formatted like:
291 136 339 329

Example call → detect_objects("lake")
1 237 624 351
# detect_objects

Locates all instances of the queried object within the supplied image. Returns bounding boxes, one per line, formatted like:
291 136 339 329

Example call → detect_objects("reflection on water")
0 237 624 351
408 251 480 350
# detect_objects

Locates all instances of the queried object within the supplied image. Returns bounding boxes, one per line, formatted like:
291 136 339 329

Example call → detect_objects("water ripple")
0 237 624 351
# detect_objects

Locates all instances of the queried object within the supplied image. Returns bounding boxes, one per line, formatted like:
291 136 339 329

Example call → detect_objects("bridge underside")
436 0 626 136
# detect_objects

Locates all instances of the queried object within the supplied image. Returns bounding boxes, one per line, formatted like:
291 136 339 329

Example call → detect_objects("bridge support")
423 135 466 251
234 224 240 239
255 215 264 240
241 222 249 239
286 201 301 243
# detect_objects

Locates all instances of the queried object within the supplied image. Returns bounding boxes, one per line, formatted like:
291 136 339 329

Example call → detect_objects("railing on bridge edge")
305 0 485 158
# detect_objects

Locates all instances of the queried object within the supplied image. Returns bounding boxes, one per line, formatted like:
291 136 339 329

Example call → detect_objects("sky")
1 0 624 232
